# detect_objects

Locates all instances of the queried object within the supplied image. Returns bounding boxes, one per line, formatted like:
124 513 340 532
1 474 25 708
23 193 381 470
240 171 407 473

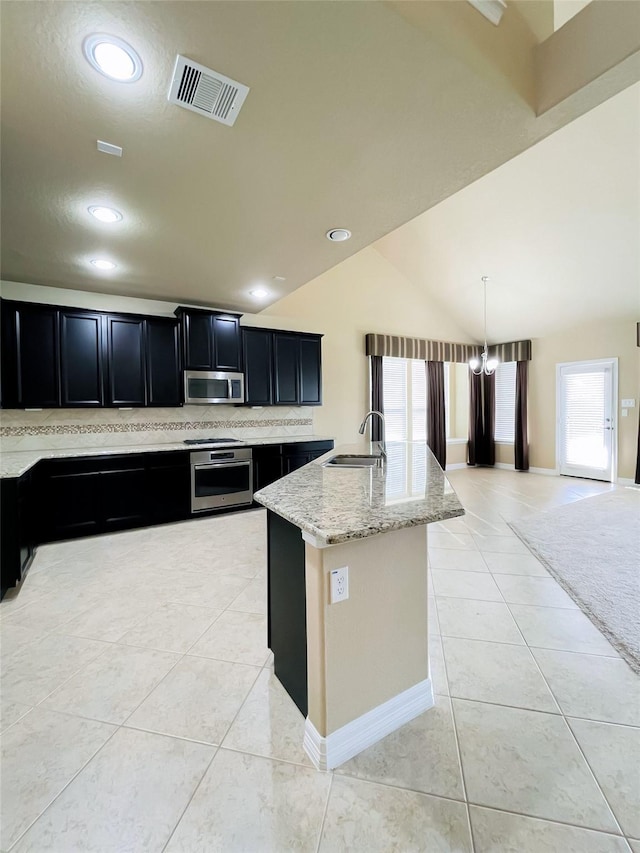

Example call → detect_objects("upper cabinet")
243 327 323 407
60 310 105 406
177 308 242 372
1 300 182 409
1 302 60 408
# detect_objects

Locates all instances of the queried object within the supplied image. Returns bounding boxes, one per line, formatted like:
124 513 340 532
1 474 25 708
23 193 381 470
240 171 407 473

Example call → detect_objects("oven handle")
193 461 250 471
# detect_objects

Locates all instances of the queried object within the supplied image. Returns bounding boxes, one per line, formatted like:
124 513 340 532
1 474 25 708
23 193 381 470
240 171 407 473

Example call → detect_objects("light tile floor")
1 468 638 852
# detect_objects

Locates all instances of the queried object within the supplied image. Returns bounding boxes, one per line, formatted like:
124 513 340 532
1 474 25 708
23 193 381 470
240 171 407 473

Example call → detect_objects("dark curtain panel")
468 370 495 466
515 360 530 471
426 361 446 470
635 421 640 485
370 355 384 441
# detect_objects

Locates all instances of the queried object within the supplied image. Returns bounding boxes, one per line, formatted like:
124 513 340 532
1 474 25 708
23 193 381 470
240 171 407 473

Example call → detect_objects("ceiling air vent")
168 55 249 126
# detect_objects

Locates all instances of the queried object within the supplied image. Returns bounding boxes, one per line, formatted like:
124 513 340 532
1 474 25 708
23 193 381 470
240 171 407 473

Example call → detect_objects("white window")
494 361 516 443
382 357 427 442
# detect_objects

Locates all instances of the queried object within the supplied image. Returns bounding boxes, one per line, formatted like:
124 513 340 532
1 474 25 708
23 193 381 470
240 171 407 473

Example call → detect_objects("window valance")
365 333 531 363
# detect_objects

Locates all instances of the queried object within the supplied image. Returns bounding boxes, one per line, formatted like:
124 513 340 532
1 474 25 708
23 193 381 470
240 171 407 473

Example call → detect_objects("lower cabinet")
35 452 191 543
0 440 334 599
253 440 334 491
282 441 334 475
1 472 35 598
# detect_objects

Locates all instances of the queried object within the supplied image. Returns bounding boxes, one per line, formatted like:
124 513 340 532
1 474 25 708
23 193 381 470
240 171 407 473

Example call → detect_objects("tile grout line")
430 592 475 853
314 772 334 853
159 747 221 853
495 557 629 839
5 719 122 852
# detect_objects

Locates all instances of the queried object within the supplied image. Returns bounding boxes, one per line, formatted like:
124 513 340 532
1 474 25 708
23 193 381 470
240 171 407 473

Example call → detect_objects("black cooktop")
183 437 241 445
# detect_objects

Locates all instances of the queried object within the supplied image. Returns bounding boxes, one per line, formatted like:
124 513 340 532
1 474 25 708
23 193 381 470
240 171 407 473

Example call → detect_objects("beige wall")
305 524 429 736
529 317 639 479
262 246 470 447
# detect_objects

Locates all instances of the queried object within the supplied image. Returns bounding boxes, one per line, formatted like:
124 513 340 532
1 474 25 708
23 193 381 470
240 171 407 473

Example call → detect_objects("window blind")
383 357 427 442
562 370 607 468
383 357 408 441
494 361 516 443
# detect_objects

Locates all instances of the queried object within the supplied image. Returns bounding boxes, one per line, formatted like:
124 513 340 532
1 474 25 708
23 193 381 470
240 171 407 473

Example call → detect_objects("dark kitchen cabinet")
282 440 334 474
1 472 35 598
1 300 183 410
60 310 104 406
1 301 60 408
252 444 283 492
243 327 323 407
299 336 322 405
106 315 146 406
38 459 103 540
36 451 191 543
146 451 190 521
273 334 300 405
146 318 181 407
243 328 273 406
177 308 242 372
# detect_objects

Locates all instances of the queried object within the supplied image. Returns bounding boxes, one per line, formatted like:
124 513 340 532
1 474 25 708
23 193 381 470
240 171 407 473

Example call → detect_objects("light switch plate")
621 399 635 408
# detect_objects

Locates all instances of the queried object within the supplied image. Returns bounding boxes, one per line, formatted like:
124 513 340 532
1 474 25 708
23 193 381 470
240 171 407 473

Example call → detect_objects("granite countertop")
253 441 465 547
0 435 334 478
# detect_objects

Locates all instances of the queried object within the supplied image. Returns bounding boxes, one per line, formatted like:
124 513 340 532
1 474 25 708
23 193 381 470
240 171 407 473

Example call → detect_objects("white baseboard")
618 477 635 485
494 462 514 470
303 678 434 771
446 462 467 470
529 466 559 476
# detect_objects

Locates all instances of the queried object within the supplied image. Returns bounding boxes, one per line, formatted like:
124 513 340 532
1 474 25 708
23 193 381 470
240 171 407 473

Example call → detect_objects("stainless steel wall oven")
190 448 253 513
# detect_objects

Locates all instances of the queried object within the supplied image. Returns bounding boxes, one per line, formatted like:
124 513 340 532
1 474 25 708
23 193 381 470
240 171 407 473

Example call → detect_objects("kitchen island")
253 441 464 770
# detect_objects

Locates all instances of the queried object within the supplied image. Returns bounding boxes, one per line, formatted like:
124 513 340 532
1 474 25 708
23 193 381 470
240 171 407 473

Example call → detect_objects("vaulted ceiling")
1 1 638 312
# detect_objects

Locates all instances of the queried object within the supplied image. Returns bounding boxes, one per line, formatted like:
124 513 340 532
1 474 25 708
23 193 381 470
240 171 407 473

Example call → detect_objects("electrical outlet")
622 409 628 417
330 567 349 603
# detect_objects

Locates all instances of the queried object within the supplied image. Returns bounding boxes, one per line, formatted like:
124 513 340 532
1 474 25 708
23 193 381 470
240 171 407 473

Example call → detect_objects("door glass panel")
562 370 607 468
188 378 228 399
195 464 250 497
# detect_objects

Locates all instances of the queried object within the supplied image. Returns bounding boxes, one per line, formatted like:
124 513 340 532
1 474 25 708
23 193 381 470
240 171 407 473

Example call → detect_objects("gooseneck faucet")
359 410 387 457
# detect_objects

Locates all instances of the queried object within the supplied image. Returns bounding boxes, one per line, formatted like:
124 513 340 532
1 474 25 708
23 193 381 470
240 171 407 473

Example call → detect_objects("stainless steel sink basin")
323 454 385 469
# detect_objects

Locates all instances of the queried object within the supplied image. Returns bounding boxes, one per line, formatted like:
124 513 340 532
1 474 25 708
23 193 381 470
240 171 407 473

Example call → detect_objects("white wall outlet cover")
622 409 628 417
330 567 349 603
621 399 636 408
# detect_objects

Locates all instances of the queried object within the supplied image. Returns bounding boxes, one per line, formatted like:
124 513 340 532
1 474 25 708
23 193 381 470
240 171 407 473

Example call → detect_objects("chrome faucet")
358 410 386 457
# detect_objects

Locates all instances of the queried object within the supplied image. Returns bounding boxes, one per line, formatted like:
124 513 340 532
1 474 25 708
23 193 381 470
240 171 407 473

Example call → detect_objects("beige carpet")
510 489 640 674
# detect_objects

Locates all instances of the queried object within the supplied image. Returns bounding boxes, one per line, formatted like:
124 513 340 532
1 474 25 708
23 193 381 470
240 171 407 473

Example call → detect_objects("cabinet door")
1 302 60 408
213 315 241 371
146 318 181 406
243 329 273 406
283 452 312 474
273 334 300 405
100 465 147 530
146 452 190 521
60 311 104 406
106 315 146 406
183 311 213 369
299 336 322 405
252 445 283 491
43 469 102 540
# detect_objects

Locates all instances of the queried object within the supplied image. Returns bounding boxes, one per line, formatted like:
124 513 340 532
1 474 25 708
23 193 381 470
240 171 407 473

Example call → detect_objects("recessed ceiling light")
88 205 123 223
326 228 351 242
83 34 143 82
90 258 117 271
250 288 269 299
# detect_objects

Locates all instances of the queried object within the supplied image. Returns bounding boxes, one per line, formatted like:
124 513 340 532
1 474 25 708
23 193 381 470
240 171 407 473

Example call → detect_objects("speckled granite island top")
253 441 464 547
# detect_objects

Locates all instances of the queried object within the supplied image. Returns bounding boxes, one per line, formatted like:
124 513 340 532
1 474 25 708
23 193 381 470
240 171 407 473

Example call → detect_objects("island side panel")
305 524 429 737
267 509 308 716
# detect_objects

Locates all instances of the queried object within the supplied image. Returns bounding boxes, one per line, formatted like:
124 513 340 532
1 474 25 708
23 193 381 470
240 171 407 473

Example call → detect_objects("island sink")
323 453 384 468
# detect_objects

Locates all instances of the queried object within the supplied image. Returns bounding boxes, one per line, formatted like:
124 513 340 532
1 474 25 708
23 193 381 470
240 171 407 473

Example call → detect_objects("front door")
557 359 617 482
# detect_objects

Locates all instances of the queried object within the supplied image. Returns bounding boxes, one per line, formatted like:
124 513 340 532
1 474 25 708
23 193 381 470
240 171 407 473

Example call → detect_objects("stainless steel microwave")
184 370 245 405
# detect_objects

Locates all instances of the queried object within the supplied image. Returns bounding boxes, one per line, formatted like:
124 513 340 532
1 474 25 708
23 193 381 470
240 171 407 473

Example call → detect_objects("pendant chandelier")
469 276 499 376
